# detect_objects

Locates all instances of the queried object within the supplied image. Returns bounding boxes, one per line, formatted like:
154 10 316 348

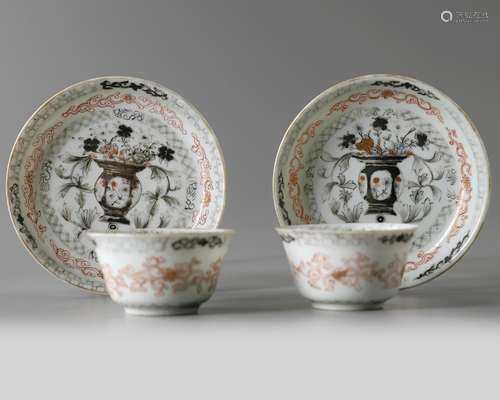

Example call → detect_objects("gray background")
0 0 498 278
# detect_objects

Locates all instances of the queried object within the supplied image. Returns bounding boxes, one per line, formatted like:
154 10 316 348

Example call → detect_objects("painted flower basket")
57 123 178 229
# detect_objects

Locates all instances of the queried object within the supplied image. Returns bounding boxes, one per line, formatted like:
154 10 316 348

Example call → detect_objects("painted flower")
289 171 299 185
331 269 348 281
102 143 120 159
463 175 472 191
158 145 175 161
117 124 133 138
339 134 356 149
416 133 428 148
131 151 148 165
382 89 393 98
372 117 389 131
202 191 211 206
356 137 374 154
83 137 100 152
163 269 178 282
339 188 352 205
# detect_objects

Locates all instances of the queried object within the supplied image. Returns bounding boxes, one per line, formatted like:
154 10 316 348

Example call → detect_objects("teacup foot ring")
125 305 200 316
311 301 384 311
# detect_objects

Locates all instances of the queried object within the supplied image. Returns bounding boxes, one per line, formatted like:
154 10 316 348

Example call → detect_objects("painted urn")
354 155 406 217
94 160 145 224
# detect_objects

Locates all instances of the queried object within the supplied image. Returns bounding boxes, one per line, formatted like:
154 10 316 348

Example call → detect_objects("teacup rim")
86 228 234 239
275 223 417 235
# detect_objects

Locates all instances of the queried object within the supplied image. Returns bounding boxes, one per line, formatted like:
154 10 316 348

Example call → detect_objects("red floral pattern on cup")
102 256 222 299
292 252 404 291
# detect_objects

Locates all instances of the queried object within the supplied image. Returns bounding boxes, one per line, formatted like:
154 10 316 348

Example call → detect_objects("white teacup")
276 223 417 310
88 229 234 316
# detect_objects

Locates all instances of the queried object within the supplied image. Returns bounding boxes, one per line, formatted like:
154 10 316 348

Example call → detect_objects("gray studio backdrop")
1 0 498 285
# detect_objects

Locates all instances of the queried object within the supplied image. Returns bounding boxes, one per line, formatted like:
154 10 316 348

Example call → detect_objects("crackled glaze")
7 77 226 293
273 74 490 288
276 224 417 310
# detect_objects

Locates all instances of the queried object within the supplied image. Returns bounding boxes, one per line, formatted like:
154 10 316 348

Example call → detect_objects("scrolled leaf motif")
100 80 169 101
321 153 355 201
340 180 356 190
322 181 338 201
432 167 445 181
412 155 433 186
320 150 339 163
421 151 445 164
59 181 92 198
162 195 181 207
411 188 425 204
330 199 364 223
319 152 352 178
429 184 442 200
396 198 432 223
338 188 352 205
371 80 440 100
171 236 224 250
350 202 365 222
330 198 341 215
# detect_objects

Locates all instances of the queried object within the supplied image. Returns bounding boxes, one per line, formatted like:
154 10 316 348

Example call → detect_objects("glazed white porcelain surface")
87 229 233 315
6 76 226 293
273 74 490 288
276 223 417 310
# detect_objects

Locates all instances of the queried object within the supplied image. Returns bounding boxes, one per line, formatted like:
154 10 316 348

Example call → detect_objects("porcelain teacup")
87 229 234 316
276 223 417 310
